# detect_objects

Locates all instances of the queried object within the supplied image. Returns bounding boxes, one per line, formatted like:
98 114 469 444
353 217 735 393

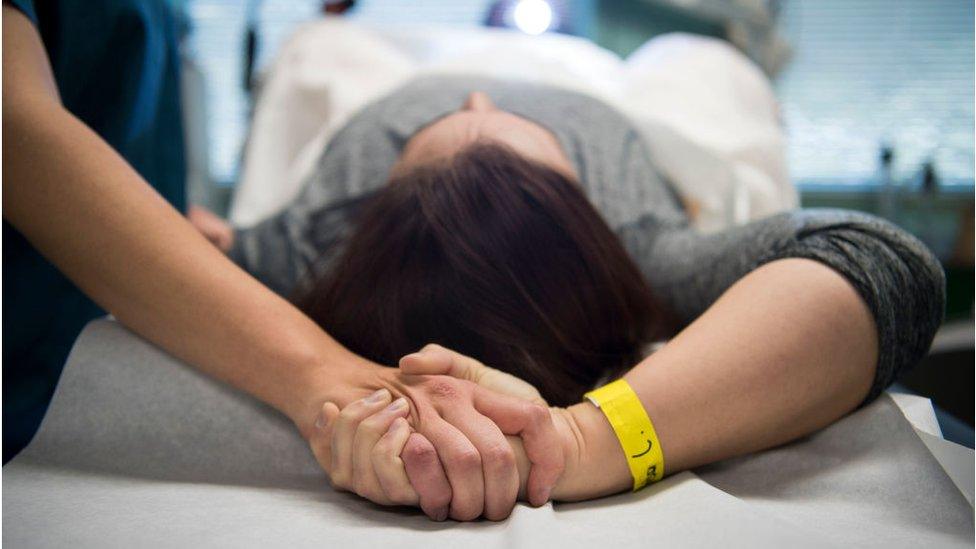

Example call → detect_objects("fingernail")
434 508 449 521
540 486 552 504
400 353 421 363
528 486 550 507
366 389 389 403
386 397 407 412
314 405 331 430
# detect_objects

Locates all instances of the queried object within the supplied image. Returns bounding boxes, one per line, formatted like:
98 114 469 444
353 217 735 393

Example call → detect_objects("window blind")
776 0 974 187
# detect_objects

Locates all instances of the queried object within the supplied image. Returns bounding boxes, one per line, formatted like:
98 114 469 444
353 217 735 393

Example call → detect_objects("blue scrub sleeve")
5 0 38 24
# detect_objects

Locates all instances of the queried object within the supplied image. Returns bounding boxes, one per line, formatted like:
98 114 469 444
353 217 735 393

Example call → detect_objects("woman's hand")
398 344 547 405
187 205 234 252
399 346 630 502
394 345 567 518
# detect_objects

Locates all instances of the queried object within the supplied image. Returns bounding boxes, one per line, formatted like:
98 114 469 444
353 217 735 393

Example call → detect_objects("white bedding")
3 320 972 548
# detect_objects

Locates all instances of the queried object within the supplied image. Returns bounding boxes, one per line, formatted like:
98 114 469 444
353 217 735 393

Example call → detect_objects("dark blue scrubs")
2 0 187 462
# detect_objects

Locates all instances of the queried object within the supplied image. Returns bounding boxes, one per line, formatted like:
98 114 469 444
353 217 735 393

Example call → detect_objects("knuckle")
428 488 452 510
360 488 385 504
370 441 394 464
389 487 417 506
484 506 513 522
338 405 361 423
353 480 374 500
358 415 386 438
329 471 350 490
403 440 437 464
351 477 365 495
370 438 388 457
450 505 481 522
553 448 567 473
455 448 482 470
483 444 516 471
428 488 454 508
525 403 550 424
425 377 460 399
421 343 443 353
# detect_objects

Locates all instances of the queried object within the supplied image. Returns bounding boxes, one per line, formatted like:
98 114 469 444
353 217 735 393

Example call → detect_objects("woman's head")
394 91 576 178
296 141 671 406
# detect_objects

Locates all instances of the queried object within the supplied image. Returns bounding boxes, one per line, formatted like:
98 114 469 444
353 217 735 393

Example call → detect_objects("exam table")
5 22 972 548
3 319 973 547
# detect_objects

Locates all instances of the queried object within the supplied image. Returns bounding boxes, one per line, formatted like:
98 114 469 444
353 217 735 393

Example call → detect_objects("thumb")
308 401 340 474
399 344 546 405
398 344 482 382
315 402 341 434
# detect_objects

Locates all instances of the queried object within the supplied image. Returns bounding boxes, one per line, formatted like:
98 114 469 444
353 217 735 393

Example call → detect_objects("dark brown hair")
296 142 671 406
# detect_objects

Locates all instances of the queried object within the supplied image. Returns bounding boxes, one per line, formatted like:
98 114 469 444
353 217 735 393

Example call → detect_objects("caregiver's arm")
1 5 362 430
2 7 562 518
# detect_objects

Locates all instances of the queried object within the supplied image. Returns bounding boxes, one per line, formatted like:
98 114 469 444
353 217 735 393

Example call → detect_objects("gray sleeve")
228 197 366 298
226 89 406 296
228 212 303 297
619 208 946 405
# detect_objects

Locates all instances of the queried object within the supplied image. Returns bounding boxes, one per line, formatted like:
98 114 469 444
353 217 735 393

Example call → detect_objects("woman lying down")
191 75 944 521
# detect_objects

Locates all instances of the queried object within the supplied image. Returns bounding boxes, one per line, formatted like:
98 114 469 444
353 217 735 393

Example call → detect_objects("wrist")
291 351 388 439
549 402 631 501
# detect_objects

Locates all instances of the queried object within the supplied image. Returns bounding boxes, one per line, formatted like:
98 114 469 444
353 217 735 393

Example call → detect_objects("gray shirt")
231 75 945 405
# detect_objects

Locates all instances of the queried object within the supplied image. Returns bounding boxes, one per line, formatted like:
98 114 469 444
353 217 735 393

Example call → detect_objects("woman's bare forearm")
2 7 368 433
550 258 879 500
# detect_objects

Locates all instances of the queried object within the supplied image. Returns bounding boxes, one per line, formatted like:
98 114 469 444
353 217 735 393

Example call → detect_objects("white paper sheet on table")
3 320 972 548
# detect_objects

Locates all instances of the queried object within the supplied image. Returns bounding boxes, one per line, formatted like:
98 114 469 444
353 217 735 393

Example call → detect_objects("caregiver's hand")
310 390 437 508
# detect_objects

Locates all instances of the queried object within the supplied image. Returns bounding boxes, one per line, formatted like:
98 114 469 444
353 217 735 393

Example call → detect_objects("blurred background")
174 0 974 443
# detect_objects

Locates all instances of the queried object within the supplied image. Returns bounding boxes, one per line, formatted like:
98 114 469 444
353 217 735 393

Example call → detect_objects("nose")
463 91 496 112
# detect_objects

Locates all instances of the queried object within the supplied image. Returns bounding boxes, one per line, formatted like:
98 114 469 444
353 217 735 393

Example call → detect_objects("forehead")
404 110 560 163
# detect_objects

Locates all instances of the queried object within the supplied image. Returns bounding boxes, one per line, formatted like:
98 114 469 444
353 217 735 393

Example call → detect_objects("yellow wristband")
583 379 664 490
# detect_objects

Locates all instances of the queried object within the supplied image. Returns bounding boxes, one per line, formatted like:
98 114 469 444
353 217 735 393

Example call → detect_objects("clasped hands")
303 345 591 521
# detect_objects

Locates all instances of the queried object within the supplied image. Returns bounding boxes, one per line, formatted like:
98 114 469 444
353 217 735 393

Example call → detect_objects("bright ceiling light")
512 0 553 35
